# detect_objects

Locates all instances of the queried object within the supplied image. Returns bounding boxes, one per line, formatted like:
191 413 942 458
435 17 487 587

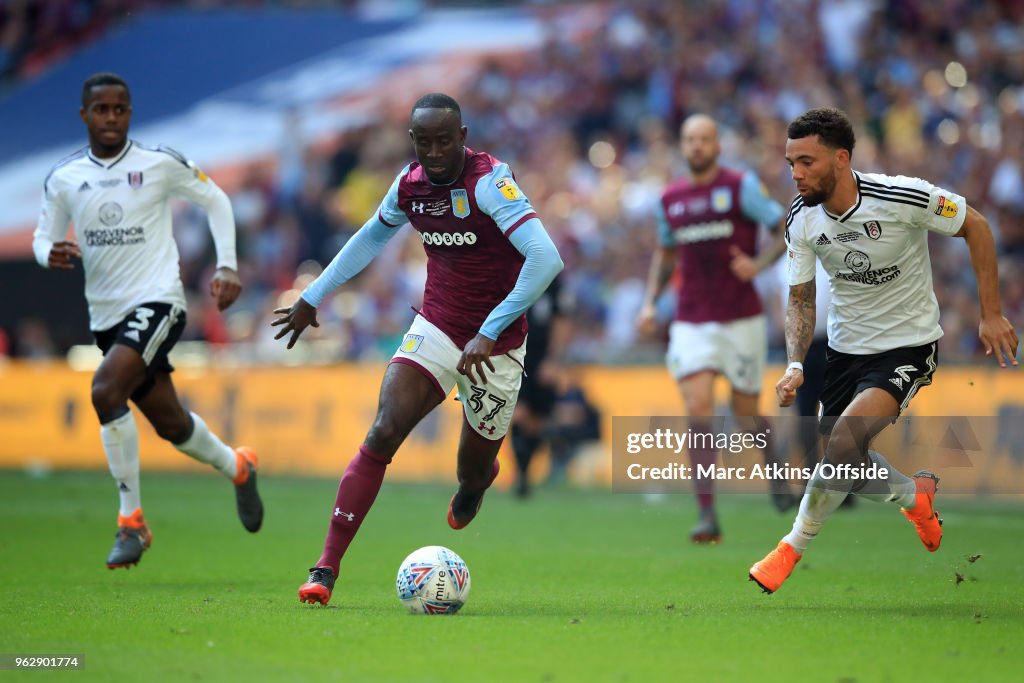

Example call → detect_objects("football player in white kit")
750 107 1018 593
33 73 264 569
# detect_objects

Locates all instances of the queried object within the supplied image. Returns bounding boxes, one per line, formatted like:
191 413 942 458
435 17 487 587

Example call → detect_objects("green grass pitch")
1 470 1022 682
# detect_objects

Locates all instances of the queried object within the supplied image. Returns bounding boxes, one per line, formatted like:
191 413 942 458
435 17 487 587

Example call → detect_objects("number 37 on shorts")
391 315 524 440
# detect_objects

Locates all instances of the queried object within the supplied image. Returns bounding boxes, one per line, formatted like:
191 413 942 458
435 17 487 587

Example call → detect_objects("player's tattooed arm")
785 279 816 364
777 279 815 407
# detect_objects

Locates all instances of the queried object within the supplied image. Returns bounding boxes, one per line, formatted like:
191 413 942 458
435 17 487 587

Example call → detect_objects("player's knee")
745 414 771 435
365 420 406 459
685 397 714 418
153 414 192 444
823 430 862 465
153 417 190 444
91 377 128 420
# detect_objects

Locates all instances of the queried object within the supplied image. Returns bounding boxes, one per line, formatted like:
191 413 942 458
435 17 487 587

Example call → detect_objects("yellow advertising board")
1 362 1021 493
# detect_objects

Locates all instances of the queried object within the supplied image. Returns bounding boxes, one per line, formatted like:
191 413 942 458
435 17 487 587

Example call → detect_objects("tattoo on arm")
786 280 816 363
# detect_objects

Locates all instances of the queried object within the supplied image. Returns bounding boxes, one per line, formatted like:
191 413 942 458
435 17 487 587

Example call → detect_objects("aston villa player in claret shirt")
272 93 563 606
638 114 798 544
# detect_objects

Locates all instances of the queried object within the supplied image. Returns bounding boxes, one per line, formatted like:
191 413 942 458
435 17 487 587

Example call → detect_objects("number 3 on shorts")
127 306 156 332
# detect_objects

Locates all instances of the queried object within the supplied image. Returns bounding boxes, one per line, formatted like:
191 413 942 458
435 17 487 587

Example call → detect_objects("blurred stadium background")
1 0 1022 486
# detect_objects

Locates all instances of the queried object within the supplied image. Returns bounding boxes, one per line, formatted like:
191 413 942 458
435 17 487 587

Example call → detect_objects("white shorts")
391 314 525 440
666 315 767 394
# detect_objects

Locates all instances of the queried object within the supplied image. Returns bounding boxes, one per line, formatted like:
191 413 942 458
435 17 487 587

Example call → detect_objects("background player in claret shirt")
749 108 1019 594
271 93 563 606
32 73 263 570
637 114 797 544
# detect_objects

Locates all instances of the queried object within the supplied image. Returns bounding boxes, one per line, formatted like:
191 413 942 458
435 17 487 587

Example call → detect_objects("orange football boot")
299 567 336 606
900 470 942 552
748 541 802 594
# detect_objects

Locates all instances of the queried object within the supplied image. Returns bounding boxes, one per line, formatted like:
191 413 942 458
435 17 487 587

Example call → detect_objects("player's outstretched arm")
956 206 1019 367
271 214 400 350
777 279 815 407
461 218 563 385
305 215 399 305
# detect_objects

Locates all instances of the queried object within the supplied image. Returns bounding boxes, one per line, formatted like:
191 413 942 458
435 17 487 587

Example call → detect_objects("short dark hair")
787 108 855 157
411 93 461 118
82 72 130 108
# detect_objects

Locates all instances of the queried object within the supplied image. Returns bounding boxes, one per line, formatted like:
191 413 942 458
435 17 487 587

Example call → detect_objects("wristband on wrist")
787 361 804 373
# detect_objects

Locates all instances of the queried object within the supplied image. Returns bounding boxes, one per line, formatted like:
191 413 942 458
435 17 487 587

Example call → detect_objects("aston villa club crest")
863 220 882 240
128 171 144 189
400 334 424 353
451 189 470 219
711 187 732 213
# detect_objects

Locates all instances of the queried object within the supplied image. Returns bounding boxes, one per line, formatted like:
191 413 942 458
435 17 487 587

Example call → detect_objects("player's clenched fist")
636 303 658 337
210 267 242 311
48 240 82 269
775 367 804 407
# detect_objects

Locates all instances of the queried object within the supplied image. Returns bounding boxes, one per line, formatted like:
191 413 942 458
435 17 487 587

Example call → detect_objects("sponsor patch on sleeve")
193 167 209 183
495 177 521 201
935 195 958 218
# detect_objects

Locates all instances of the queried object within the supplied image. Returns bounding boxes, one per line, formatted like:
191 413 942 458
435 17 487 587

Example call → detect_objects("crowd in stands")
4 0 1024 366
1 0 132 83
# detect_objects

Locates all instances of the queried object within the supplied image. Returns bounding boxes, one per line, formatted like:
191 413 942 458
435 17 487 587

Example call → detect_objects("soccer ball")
395 545 471 615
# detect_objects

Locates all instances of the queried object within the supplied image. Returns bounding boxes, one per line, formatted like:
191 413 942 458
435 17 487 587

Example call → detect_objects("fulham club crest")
863 220 882 240
128 171 144 189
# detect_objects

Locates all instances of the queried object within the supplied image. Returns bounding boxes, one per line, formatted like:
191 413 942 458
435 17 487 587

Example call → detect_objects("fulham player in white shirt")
33 73 264 569
749 107 1018 593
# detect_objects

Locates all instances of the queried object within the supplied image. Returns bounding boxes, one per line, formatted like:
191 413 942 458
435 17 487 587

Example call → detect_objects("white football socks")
100 411 141 517
854 450 916 508
173 412 238 479
782 471 853 554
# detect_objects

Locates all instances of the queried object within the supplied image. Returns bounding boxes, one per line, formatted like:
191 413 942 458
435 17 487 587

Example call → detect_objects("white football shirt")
33 140 237 331
786 170 966 354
